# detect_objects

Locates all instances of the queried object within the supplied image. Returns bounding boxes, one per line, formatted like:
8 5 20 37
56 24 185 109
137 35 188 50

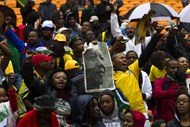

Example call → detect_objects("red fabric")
17 109 60 127
31 54 52 66
128 110 146 127
153 76 180 122
8 88 18 113
17 25 25 41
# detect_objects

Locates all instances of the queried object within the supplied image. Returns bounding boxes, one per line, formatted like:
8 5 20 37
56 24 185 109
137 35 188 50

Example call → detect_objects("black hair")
150 51 166 66
165 58 177 68
126 50 138 58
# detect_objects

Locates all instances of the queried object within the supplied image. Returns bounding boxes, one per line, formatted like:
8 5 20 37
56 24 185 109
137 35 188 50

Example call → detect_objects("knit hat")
31 54 52 66
125 110 146 127
54 34 67 42
64 60 80 70
151 119 165 127
41 20 54 29
33 95 57 111
89 16 99 22
69 36 83 48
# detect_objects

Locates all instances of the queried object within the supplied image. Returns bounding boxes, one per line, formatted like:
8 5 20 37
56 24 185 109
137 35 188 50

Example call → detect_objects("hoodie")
99 90 122 127
73 94 106 127
64 12 80 40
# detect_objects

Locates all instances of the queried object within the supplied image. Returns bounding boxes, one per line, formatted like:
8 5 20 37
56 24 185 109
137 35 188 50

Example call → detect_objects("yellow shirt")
114 60 146 113
149 65 166 82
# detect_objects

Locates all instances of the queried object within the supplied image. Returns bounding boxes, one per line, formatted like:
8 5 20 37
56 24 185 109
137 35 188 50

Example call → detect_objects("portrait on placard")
83 42 115 93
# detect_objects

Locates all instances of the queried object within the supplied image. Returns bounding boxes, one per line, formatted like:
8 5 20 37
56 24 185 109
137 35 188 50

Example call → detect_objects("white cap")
41 20 54 29
89 16 99 22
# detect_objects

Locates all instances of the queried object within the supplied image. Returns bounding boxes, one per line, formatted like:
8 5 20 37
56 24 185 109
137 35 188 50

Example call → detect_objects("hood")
64 12 76 28
74 94 95 123
99 90 121 123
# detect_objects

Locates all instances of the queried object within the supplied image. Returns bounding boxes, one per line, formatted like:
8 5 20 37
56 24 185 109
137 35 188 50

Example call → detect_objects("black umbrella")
122 2 179 22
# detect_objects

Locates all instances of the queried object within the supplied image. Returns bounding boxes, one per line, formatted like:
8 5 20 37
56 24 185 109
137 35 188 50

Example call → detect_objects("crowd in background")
0 0 190 127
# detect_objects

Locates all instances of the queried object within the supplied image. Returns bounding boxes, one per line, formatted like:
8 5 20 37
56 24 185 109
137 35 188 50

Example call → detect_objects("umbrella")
123 2 179 22
179 4 190 23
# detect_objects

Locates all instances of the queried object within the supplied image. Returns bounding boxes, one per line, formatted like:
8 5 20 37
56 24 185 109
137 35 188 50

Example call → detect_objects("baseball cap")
56 27 71 34
89 16 99 22
41 20 54 29
65 60 80 70
54 34 67 42
69 36 83 48
32 54 52 66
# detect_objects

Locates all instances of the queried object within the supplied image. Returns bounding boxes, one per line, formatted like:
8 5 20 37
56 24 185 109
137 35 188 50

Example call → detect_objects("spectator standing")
17 95 60 127
20 0 35 25
95 0 114 27
38 0 57 20
153 59 183 122
81 0 95 24
39 20 55 48
60 0 79 23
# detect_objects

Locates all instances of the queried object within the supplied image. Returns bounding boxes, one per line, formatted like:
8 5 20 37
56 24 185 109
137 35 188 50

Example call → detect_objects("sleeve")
153 78 175 100
138 34 161 68
8 88 18 113
20 62 47 95
4 28 26 54
141 71 152 100
69 81 78 109
111 13 122 38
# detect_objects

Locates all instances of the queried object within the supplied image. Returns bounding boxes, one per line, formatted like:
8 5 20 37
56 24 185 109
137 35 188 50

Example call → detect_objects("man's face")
112 53 128 71
68 16 75 27
85 48 105 85
73 40 84 53
126 51 138 66
100 95 114 116
126 24 135 39
85 31 95 42
40 58 54 71
42 29 53 38
82 22 91 32
28 31 38 45
166 60 179 77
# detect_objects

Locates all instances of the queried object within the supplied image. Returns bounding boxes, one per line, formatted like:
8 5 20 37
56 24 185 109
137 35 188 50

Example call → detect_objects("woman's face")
123 112 134 127
52 72 68 90
100 95 114 116
176 94 190 114
178 57 189 72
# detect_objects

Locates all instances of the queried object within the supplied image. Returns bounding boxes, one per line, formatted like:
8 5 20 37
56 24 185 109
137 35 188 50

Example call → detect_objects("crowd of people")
0 0 190 127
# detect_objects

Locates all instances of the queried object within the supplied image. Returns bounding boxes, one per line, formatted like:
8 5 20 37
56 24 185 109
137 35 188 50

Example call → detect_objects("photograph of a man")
83 42 115 93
